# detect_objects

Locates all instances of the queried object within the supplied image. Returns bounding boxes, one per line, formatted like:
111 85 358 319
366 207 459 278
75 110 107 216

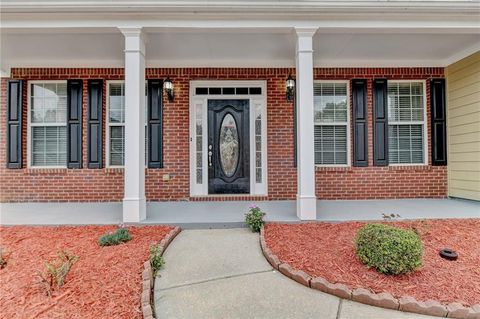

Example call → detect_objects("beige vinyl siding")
446 51 480 201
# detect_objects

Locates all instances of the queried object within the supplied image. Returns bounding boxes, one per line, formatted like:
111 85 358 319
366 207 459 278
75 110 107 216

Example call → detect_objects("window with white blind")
387 81 426 165
28 82 67 167
314 81 349 165
106 82 147 167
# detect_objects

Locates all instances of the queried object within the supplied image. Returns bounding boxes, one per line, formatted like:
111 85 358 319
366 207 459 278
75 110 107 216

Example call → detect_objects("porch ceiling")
1 28 480 73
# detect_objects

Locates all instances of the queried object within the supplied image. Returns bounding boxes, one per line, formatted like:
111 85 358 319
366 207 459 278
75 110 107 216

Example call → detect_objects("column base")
122 197 146 223
296 195 317 220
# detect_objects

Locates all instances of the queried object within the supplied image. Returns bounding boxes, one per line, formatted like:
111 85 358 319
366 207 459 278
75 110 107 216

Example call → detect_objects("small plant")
98 224 132 247
37 250 79 296
150 243 165 276
245 204 266 232
355 223 423 275
382 213 401 221
0 247 10 269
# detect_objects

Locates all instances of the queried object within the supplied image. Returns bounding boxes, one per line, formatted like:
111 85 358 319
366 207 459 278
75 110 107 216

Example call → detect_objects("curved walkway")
154 228 438 319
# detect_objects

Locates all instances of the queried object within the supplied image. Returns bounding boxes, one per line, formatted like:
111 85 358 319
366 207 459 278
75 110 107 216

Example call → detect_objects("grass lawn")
264 219 480 306
0 225 173 318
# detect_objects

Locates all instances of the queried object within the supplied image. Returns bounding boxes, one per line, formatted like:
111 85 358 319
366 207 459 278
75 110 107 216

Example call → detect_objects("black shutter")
7 80 23 168
147 79 163 168
67 79 83 169
373 79 389 166
431 78 447 165
352 79 368 167
87 80 103 168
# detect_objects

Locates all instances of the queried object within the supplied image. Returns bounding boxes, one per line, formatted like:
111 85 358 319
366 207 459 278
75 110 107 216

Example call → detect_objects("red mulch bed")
0 225 173 319
264 219 480 306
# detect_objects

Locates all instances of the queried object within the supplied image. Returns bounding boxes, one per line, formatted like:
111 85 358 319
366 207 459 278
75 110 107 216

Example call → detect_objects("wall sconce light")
163 77 174 102
286 74 295 102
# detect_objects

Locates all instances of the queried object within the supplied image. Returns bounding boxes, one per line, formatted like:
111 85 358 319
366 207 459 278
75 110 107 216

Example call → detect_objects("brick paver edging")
141 227 181 319
259 227 480 319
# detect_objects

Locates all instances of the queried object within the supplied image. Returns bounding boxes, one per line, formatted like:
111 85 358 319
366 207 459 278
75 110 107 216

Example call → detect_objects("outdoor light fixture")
286 74 295 102
164 77 174 102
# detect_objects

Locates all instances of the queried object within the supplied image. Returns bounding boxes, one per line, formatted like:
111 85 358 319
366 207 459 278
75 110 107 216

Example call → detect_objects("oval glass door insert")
219 113 239 177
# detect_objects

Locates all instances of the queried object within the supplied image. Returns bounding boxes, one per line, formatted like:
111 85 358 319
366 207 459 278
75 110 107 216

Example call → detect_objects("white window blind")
107 82 147 167
387 81 425 164
30 82 67 167
314 82 348 165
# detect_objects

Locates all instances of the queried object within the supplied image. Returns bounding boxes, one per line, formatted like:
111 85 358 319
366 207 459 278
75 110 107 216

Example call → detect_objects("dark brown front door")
208 99 250 194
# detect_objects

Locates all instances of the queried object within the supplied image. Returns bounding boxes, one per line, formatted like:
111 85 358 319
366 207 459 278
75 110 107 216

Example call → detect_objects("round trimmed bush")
355 223 423 275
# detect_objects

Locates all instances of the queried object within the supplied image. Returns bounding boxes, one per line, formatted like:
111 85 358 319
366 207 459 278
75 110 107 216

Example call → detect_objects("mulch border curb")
259 226 480 319
141 226 181 319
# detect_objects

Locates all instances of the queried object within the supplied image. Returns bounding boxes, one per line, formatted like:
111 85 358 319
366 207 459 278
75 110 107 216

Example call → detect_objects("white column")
119 27 146 222
295 27 317 220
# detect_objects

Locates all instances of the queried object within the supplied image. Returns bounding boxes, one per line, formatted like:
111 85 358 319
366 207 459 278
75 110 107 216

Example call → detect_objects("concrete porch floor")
1 198 478 227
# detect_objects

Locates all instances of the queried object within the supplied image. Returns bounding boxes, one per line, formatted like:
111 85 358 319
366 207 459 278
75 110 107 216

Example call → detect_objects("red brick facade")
0 67 447 202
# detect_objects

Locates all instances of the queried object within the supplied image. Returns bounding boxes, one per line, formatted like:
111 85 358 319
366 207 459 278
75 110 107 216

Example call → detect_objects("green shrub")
355 223 423 275
150 243 165 276
98 226 132 247
245 204 266 232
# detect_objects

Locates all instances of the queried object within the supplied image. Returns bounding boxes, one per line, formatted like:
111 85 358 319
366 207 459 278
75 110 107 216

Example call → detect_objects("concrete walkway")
154 228 439 319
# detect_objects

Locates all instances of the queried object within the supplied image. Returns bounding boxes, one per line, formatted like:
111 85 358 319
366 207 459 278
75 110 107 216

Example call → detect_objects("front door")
208 99 250 194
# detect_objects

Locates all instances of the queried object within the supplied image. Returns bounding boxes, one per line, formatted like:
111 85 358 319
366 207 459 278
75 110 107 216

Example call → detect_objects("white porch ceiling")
1 29 479 72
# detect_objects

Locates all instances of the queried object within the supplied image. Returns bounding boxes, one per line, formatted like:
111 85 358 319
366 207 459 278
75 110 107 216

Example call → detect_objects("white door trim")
189 80 268 196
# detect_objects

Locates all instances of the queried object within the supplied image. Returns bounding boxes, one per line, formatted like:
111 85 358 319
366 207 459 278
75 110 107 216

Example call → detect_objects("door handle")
208 144 213 167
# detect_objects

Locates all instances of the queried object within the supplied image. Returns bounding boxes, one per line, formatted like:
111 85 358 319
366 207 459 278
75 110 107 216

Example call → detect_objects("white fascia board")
1 15 480 34
1 1 480 14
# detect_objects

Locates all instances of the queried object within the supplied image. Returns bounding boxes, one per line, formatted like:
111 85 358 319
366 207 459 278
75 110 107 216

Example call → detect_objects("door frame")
189 80 268 196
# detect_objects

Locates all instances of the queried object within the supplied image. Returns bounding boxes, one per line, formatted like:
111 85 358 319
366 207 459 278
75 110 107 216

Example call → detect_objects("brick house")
1 1 479 222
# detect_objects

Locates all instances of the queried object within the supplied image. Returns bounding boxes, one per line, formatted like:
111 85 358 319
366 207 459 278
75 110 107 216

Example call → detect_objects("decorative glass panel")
255 100 263 183
195 102 203 184
219 113 239 177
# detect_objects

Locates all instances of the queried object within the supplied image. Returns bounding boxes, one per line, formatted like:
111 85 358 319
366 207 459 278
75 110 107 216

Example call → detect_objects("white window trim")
313 80 351 168
189 80 268 196
27 80 68 169
105 80 148 168
387 79 428 166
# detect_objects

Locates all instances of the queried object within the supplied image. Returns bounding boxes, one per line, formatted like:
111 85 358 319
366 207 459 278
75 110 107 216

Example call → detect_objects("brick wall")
313 68 446 199
0 67 446 202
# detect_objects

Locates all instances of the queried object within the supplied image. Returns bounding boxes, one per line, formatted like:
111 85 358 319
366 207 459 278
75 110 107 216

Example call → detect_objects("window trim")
27 80 68 169
387 79 428 166
105 80 148 168
313 80 351 168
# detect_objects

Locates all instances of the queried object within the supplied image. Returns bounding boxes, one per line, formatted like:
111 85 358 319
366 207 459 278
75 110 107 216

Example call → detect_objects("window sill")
25 168 68 174
388 165 431 171
105 167 124 175
315 166 351 172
